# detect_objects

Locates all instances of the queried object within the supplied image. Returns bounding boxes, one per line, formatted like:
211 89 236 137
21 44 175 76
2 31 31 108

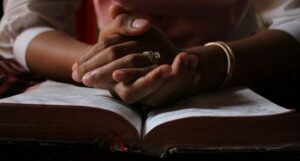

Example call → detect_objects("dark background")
0 0 3 18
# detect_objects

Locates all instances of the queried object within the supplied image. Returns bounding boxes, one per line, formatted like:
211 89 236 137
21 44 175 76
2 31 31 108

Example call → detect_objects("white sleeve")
0 0 81 68
13 27 55 70
257 0 300 43
271 18 300 43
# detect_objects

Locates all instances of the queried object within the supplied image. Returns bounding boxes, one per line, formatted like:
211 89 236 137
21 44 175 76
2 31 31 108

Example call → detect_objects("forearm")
186 30 300 92
228 30 300 86
27 31 92 82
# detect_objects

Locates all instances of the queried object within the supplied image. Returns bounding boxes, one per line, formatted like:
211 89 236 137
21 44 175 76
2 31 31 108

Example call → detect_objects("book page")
0 81 142 135
144 87 291 135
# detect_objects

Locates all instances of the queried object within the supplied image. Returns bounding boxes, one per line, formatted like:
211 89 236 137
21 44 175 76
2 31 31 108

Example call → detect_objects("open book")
0 81 299 156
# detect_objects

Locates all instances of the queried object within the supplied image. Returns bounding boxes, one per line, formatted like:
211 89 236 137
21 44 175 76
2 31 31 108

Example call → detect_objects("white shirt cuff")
270 20 300 43
13 27 55 71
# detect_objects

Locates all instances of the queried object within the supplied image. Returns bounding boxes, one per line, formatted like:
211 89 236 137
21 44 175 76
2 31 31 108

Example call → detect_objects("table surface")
1 141 300 161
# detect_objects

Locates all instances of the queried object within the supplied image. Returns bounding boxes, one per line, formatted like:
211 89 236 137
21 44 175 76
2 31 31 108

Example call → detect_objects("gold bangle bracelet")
204 41 235 89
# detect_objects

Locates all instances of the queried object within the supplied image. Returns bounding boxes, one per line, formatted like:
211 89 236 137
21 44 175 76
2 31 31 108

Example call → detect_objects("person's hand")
112 52 200 107
72 13 181 90
71 12 151 86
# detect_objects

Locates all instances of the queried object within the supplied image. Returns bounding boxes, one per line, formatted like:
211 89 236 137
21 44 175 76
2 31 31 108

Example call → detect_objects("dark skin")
27 6 300 107
72 17 181 89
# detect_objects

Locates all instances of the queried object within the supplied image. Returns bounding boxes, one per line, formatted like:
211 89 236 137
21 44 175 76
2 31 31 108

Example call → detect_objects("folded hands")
72 7 200 107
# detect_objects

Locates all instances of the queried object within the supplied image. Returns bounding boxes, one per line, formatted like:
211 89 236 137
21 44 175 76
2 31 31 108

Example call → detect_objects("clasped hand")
72 7 200 107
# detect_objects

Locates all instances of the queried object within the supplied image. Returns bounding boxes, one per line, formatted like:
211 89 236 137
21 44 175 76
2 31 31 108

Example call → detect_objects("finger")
172 52 190 75
172 52 198 93
100 14 150 39
140 53 194 107
141 71 197 107
139 76 176 107
188 54 199 69
81 53 152 87
112 65 157 83
74 41 151 82
72 34 128 81
139 54 188 106
76 34 129 66
114 65 172 104
111 53 189 89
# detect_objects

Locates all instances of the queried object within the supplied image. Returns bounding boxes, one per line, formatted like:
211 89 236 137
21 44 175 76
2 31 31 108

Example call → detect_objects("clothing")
94 0 256 47
0 0 81 97
255 0 300 43
1 0 300 69
0 0 299 98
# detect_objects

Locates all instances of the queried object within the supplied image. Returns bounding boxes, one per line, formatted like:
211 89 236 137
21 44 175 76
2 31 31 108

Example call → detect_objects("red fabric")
93 0 249 47
74 1 98 44
0 56 43 98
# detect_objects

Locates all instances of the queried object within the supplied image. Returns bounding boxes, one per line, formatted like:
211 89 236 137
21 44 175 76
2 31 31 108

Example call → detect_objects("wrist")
185 45 227 93
204 41 235 90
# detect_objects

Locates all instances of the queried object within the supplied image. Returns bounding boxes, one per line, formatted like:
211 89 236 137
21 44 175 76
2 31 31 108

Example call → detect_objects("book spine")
109 139 128 152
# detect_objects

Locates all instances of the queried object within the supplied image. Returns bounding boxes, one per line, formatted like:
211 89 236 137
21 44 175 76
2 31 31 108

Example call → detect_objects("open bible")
0 81 299 157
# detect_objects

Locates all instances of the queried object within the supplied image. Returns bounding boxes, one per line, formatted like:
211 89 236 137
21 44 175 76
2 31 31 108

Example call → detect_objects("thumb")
109 4 150 31
100 10 150 38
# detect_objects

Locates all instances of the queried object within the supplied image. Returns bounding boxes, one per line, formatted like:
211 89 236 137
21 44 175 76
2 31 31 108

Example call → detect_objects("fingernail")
72 71 81 82
162 67 172 78
72 63 78 71
131 19 148 28
82 73 92 85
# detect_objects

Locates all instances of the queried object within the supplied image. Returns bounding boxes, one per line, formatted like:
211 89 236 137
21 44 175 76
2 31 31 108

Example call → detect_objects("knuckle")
125 54 140 68
126 40 139 48
77 64 87 76
97 40 108 50
78 55 88 64
173 69 181 76
107 46 121 60
99 34 121 48
85 73 96 84
83 72 106 87
106 34 121 45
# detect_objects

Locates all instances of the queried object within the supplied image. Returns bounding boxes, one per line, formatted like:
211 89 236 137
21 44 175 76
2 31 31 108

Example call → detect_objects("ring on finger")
142 51 161 65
